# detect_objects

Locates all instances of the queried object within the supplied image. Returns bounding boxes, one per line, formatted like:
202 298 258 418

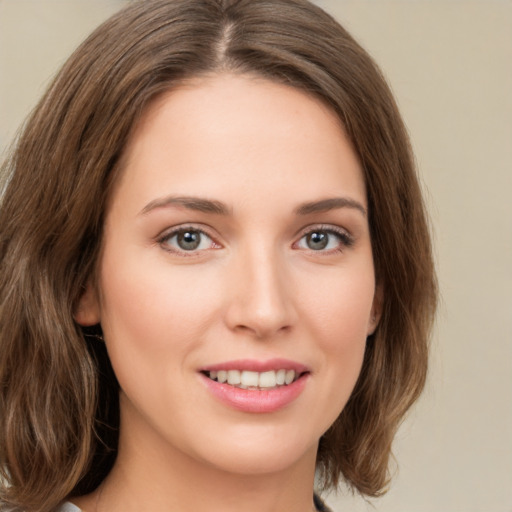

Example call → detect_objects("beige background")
1 1 511 511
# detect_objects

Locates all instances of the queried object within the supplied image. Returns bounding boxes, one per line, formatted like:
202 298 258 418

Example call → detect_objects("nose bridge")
225 236 295 338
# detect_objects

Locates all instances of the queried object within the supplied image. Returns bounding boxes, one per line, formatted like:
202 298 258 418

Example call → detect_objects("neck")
74 405 319 512
100 457 317 512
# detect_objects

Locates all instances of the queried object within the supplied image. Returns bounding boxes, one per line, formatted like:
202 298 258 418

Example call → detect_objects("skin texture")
75 73 381 512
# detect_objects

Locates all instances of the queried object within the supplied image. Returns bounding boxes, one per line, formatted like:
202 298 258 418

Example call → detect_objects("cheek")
298 266 374 408
97 250 224 363
95 252 227 424
300 264 376 345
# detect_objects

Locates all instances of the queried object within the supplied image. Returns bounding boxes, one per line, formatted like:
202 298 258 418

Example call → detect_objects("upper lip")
200 358 310 374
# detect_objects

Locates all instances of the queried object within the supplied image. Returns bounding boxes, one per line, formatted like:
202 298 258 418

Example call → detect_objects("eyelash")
157 224 354 256
157 225 218 257
294 225 354 254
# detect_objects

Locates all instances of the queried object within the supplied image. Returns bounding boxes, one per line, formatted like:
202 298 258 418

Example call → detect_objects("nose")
224 244 297 339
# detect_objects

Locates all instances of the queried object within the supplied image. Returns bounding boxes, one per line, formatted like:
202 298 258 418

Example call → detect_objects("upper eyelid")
295 223 353 239
156 225 221 254
155 223 354 247
157 223 217 241
294 224 355 250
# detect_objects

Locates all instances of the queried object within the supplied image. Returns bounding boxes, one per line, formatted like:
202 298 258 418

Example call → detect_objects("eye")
159 227 219 254
295 227 353 252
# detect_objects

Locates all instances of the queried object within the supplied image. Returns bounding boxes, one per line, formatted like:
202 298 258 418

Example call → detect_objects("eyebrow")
140 195 366 217
294 197 367 217
141 195 230 216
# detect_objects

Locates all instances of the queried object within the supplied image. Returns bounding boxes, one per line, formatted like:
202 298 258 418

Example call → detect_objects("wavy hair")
0 0 437 510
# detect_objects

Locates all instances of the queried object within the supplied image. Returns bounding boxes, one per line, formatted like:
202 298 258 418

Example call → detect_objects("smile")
200 360 310 413
205 369 300 390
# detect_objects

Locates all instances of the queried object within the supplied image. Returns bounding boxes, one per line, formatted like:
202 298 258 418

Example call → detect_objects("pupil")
178 231 200 250
307 232 328 250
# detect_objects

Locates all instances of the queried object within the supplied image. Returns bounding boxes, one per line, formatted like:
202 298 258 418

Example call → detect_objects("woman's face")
77 73 380 477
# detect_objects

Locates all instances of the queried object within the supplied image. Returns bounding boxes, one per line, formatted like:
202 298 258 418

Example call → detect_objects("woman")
0 1 437 511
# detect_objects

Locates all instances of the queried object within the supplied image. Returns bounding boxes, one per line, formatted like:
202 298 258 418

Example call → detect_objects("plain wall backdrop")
1 1 511 511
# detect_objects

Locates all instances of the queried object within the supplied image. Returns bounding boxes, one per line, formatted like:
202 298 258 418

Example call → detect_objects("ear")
367 283 383 336
74 282 101 326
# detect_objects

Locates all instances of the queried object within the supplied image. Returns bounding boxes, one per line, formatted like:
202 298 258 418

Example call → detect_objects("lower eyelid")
157 225 353 254
157 226 219 253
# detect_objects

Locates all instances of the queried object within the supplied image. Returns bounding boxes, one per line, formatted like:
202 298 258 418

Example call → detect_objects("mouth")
199 360 310 413
201 368 305 390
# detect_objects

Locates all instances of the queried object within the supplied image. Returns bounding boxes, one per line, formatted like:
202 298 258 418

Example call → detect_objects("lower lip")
200 373 309 413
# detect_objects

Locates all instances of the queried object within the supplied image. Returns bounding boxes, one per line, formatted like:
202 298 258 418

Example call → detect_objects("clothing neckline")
62 493 331 512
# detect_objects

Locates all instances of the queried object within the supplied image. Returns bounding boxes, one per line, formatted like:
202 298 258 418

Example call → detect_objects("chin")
186 424 320 477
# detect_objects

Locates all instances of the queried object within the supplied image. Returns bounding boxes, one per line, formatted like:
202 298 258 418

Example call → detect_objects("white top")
57 503 81 512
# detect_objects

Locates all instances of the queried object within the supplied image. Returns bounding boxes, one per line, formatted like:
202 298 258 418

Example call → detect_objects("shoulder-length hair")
0 0 437 510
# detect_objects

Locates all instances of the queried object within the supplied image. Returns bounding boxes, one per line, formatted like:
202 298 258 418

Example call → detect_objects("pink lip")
199 359 310 414
200 358 309 373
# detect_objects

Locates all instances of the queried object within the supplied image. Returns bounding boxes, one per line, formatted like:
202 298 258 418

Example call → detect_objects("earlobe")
368 284 383 335
74 282 101 326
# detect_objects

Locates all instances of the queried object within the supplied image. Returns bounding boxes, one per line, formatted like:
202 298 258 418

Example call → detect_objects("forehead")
113 73 366 212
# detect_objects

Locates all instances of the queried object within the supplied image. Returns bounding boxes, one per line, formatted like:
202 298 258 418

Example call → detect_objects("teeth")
241 370 259 387
227 370 241 385
285 369 295 385
208 369 299 389
259 370 276 388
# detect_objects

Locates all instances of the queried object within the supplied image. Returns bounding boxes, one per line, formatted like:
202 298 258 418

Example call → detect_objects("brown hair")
0 0 437 510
